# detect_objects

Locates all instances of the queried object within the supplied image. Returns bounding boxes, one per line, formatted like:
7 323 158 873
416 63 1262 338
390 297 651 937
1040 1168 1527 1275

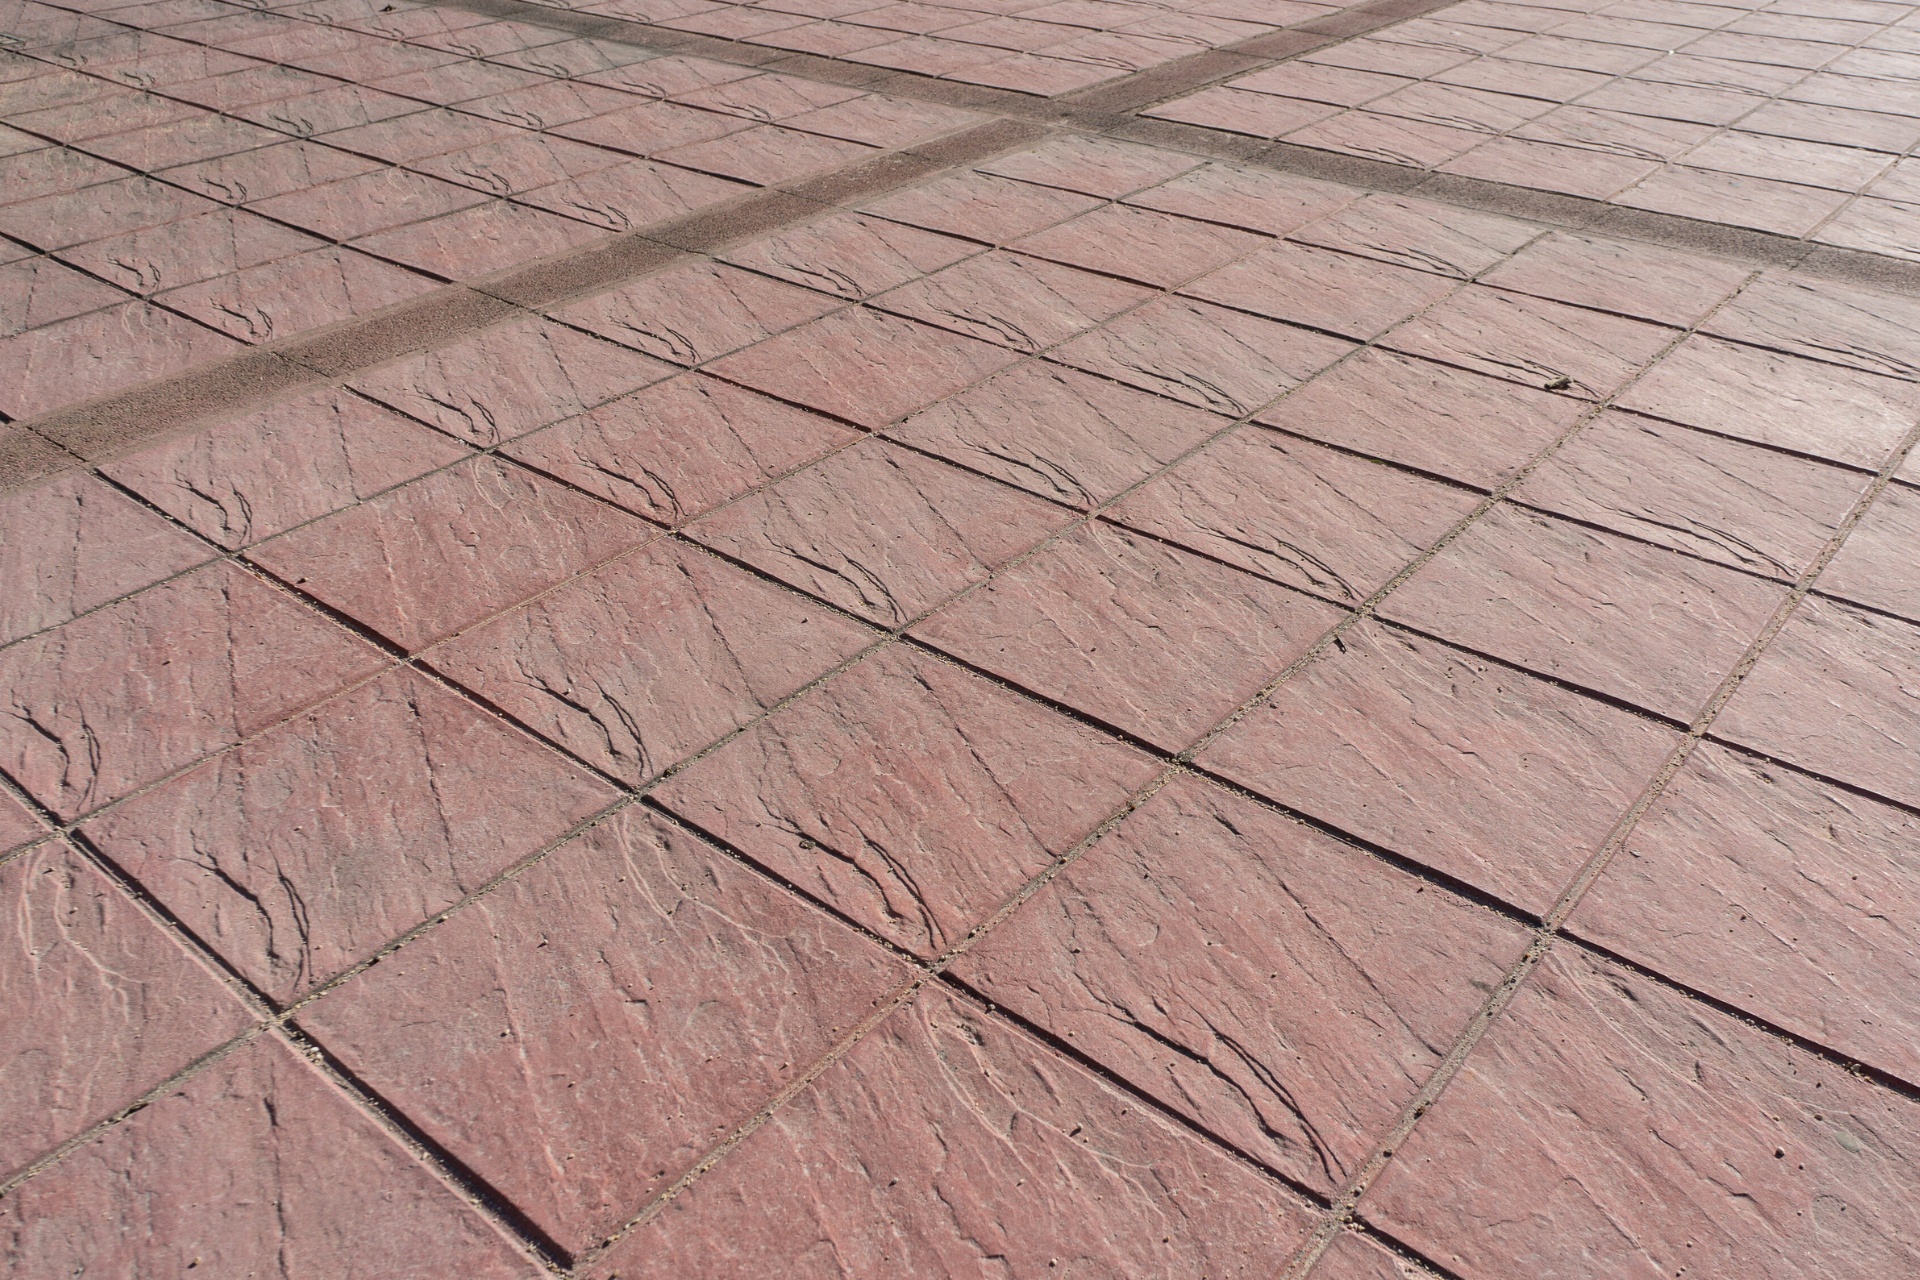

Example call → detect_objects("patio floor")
4 0 1920 1273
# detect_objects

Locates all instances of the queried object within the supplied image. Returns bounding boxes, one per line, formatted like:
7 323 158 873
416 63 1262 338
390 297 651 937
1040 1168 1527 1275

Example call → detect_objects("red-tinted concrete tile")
85 667 615 1002
0 257 129 334
0 300 241 421
351 197 614 279
689 439 1068 626
0 562 382 820
1 176 220 253
162 139 385 205
675 70 864 120
1201 620 1678 914
1821 486 1920 621
506 373 859 524
1817 196 1920 264
413 132 627 197
1684 131 1890 194
553 260 839 366
514 157 748 234
159 245 439 344
1440 135 1658 201
324 108 517 165
1575 742 1920 1085
427 541 871 781
250 455 653 652
786 94 982 147
0 472 211 646
1235 61 1413 107
1291 195 1536 280
1184 240 1458 341
1385 504 1786 719
655 643 1154 954
1363 946 1920 1280
860 169 1103 244
889 360 1216 508
1384 286 1673 399
1052 296 1355 417
977 133 1202 198
249 166 486 243
1716 597 1920 809
58 207 320 298
1515 413 1865 579
1313 1231 1432 1280
1145 86 1343 138
659 123 873 185
0 1036 539 1277
707 306 1021 427
959 774 1526 1189
102 387 470 550
917 522 1344 748
875 250 1150 352
1124 162 1357 237
299 807 909 1258
349 317 673 447
1286 111 1485 170
1112 429 1477 602
1012 204 1267 289
1257 349 1584 488
589 984 1314 1279
0 841 251 1181
1618 335 1920 469
720 211 977 300
1620 165 1851 238
0 148 124 209
1479 231 1752 327
0 789 43 856
1705 274 1920 384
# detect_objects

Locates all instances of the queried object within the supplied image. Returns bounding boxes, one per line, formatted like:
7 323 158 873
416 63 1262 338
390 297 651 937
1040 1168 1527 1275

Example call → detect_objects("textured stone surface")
1618 335 1920 469
688 439 1068 627
1109 428 1480 602
504 374 859 526
0 842 252 1181
1202 621 1677 915
916 522 1344 749
1183 240 1458 340
0 1035 540 1278
1051 296 1355 417
1011 203 1267 288
0 562 383 821
1363 947 1920 1280
955 775 1527 1191
888 361 1217 508
1819 484 1920 622
1716 598 1920 809
0 472 211 646
1383 286 1672 400
347 317 673 447
550 261 840 366
590 985 1315 1279
1384 504 1786 719
1574 744 1920 1085
1313 1231 1434 1280
1478 231 1750 327
0 789 44 856
720 212 976 300
1255 349 1585 488
103 388 470 550
654 645 1156 956
874 250 1151 353
299 808 910 1258
1704 275 1920 383
427 540 872 782
1513 412 1865 579
83 667 615 1004
249 456 655 652
859 170 1103 244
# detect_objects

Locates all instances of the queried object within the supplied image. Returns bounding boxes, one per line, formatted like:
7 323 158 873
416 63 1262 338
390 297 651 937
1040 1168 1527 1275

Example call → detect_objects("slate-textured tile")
1574 743 1920 1085
1383 286 1674 399
1703 274 1920 383
1110 429 1479 602
0 562 383 821
688 439 1069 627
249 456 655 653
955 776 1528 1191
874 250 1151 353
860 169 1103 243
656 643 1154 954
916 522 1345 749
1201 620 1678 915
1011 204 1268 289
1363 947 1920 1280
426 541 872 782
1820 485 1920 621
587 985 1314 1279
1384 504 1786 719
720 211 977 300
0 841 253 1181
0 1036 539 1278
552 260 840 367
1182 240 1458 340
299 808 911 1259
1478 231 1752 327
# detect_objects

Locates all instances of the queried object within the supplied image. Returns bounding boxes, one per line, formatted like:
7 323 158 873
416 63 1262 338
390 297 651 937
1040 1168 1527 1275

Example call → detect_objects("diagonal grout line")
1276 400 1920 1280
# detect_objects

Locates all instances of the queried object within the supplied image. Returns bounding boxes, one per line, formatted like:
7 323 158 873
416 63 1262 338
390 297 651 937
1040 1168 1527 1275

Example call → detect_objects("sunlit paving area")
4 0 1920 1272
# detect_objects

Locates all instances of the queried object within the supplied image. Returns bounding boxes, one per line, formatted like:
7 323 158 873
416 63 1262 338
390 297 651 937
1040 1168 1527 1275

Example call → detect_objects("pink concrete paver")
12 3 1920 1272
